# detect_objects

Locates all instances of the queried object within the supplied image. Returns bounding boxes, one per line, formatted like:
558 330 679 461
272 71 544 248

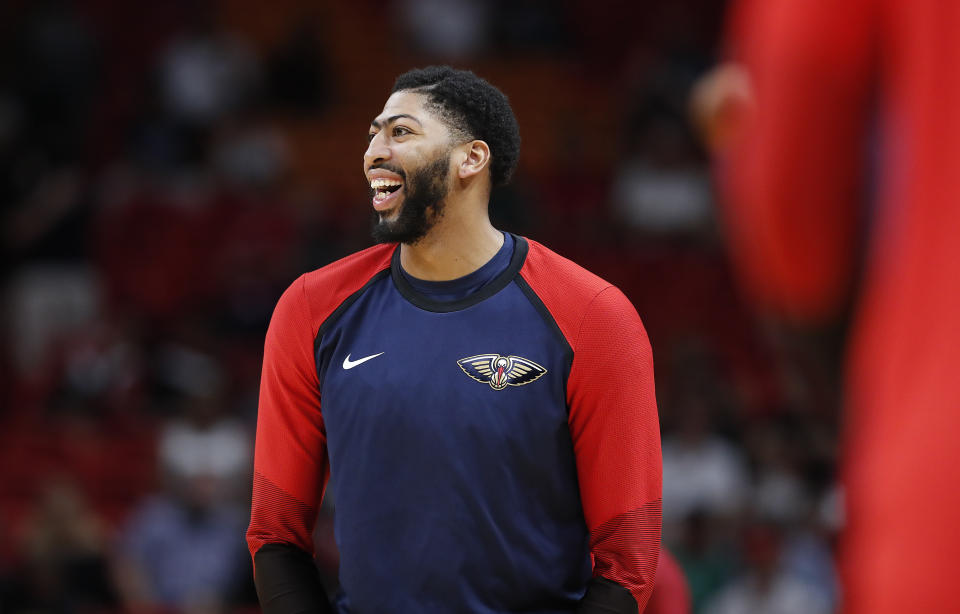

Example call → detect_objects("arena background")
0 1 842 612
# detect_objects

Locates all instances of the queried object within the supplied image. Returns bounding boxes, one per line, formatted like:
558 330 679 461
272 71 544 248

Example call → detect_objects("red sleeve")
568 286 662 610
521 242 662 611
719 0 876 322
246 244 394 569
247 275 329 562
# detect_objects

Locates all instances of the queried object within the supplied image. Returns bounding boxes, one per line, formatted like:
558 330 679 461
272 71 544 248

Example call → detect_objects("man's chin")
375 207 401 224
371 218 430 245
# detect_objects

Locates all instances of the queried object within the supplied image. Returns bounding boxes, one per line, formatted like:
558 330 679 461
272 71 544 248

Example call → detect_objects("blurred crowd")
1 1 841 613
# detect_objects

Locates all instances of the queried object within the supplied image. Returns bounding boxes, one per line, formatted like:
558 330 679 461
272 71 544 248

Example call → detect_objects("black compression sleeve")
576 577 639 614
253 543 334 614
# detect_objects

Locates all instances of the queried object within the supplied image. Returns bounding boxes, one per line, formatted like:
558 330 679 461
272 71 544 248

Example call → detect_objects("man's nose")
364 133 390 168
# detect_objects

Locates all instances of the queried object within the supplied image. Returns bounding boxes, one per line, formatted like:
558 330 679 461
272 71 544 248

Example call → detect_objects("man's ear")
457 140 491 180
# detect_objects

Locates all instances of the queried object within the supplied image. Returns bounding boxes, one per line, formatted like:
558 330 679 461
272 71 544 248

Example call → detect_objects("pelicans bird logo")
457 354 547 390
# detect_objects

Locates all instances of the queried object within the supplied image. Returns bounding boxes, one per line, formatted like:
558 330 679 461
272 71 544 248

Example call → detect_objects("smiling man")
247 66 662 614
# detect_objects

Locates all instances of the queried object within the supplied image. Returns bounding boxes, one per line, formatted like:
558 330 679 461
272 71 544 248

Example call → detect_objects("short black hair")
392 66 521 187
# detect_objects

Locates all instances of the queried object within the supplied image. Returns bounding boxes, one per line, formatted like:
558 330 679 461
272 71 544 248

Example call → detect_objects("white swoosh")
342 352 385 369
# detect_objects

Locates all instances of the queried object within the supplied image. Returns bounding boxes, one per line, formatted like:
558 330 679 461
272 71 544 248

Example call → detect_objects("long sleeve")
568 286 662 613
247 275 332 614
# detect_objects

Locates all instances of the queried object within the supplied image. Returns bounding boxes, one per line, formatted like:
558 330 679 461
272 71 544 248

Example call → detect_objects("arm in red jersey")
570 286 662 614
719 0 876 323
246 275 333 614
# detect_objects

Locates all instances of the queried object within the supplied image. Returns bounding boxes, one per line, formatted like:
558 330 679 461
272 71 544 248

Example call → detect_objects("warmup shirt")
719 0 960 611
247 234 661 614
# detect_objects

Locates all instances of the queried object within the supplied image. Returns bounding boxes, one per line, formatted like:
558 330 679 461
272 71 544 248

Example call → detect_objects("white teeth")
370 178 402 189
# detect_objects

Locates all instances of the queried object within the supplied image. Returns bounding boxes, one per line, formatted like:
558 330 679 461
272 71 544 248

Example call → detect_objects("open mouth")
371 178 404 210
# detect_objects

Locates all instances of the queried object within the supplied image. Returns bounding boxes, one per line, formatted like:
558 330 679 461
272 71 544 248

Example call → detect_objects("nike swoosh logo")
342 352 385 369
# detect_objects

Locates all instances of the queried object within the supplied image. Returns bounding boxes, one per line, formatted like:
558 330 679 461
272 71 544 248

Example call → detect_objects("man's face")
364 91 459 244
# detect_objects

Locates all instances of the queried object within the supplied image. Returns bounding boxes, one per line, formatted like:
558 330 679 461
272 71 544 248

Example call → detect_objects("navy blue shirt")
315 235 588 613
248 235 662 614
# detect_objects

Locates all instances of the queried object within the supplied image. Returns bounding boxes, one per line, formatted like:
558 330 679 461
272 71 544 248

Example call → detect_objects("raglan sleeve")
246 275 333 614
568 286 662 614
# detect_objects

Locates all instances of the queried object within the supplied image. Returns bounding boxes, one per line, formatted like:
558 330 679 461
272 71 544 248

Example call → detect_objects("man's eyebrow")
370 114 423 129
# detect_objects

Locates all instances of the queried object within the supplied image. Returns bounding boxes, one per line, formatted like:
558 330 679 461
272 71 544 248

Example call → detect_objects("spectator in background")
159 6 258 127
115 357 252 613
142 3 260 178
5 481 117 613
158 409 250 503
114 470 250 614
611 114 712 236
703 523 829 614
395 0 492 60
741 420 839 611
662 397 749 522
43 315 145 420
669 510 737 614
5 251 101 380
744 421 807 526
778 516 838 612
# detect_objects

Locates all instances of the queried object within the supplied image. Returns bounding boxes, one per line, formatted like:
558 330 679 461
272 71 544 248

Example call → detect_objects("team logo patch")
457 354 547 390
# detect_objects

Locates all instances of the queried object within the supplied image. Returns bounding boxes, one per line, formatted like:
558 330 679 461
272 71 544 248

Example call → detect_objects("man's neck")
399 208 504 281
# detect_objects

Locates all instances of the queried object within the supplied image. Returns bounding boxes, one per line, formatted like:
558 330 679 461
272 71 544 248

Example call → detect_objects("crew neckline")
391 233 528 313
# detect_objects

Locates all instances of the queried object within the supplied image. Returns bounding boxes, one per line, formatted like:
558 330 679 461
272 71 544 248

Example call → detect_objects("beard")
370 151 451 245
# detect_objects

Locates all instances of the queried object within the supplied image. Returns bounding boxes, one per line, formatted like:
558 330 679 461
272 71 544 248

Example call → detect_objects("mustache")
367 163 406 180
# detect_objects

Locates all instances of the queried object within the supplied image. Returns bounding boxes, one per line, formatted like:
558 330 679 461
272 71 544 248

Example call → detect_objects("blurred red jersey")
719 1 960 612
645 548 691 614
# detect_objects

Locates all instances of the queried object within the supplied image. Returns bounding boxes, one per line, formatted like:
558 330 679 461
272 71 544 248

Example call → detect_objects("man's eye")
367 132 377 143
393 126 411 137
